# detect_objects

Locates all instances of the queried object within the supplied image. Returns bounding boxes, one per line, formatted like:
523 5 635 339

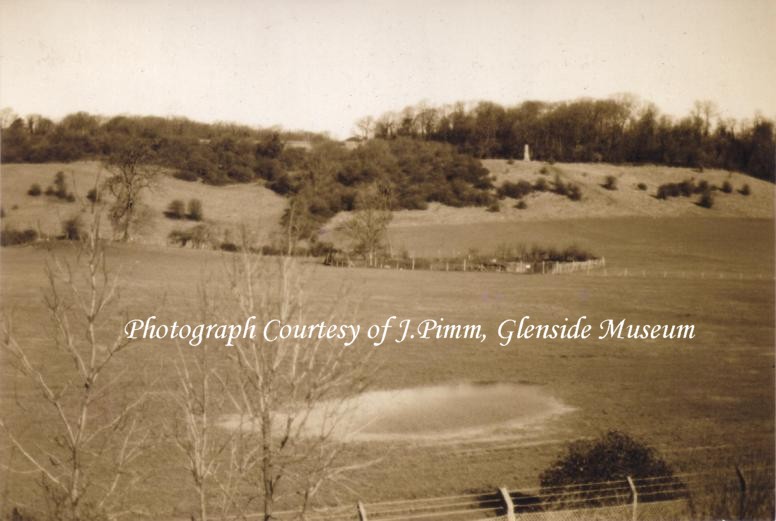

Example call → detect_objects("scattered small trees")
41 172 75 201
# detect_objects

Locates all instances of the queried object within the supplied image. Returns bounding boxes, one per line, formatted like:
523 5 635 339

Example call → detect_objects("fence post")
626 476 637 521
357 500 368 521
735 465 746 519
499 486 516 521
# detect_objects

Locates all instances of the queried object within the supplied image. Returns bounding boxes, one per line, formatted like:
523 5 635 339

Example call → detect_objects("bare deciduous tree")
169 338 234 521
339 185 393 267
0 208 150 520
103 141 158 242
209 248 371 520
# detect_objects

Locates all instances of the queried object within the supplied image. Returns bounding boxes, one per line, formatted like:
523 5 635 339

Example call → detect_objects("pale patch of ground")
219 382 572 444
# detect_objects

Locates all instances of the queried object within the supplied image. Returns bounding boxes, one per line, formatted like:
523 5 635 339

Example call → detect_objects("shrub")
166 199 186 219
506 158 514 165
739 184 751 196
220 242 239 252
168 224 212 248
28 183 42 196
168 229 191 247
174 170 199 182
539 166 549 175
552 175 568 196
533 178 548 191
486 200 500 212
187 199 204 221
698 190 714 209
62 215 83 240
602 175 617 190
566 184 582 201
515 200 527 210
679 179 695 197
540 431 678 506
497 180 533 199
695 180 709 194
637 183 647 191
86 188 100 203
721 181 732 194
0 227 38 247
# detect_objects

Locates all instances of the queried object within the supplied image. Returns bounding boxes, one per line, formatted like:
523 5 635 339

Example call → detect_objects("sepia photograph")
0 1 774 520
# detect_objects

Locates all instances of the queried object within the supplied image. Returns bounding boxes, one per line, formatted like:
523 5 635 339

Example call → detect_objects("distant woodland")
1 99 773 215
361 98 774 182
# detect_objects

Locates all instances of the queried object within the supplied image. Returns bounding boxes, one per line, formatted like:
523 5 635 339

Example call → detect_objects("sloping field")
0 161 286 245
383 160 774 228
2 160 773 252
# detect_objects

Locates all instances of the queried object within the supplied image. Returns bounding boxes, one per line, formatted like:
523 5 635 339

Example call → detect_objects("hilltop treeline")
0 112 330 185
363 98 775 181
0 111 493 207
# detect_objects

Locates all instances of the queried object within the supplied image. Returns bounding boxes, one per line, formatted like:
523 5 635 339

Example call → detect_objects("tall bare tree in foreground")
206 244 371 520
0 207 150 520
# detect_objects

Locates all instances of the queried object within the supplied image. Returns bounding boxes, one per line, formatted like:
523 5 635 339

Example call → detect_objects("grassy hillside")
378 160 774 229
0 161 286 246
2 160 772 251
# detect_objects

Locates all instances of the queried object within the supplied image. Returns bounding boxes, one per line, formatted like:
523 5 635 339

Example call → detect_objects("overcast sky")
1 0 774 138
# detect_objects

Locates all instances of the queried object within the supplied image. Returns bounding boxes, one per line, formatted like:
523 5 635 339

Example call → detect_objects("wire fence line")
224 464 773 521
323 254 774 281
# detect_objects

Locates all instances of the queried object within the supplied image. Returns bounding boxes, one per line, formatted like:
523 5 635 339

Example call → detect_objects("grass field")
0 161 774 517
1 216 773 516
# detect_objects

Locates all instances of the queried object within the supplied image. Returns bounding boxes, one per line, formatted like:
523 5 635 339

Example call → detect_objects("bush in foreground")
540 431 677 507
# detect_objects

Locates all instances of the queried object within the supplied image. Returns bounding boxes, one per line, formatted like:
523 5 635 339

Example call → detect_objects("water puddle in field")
219 382 571 443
